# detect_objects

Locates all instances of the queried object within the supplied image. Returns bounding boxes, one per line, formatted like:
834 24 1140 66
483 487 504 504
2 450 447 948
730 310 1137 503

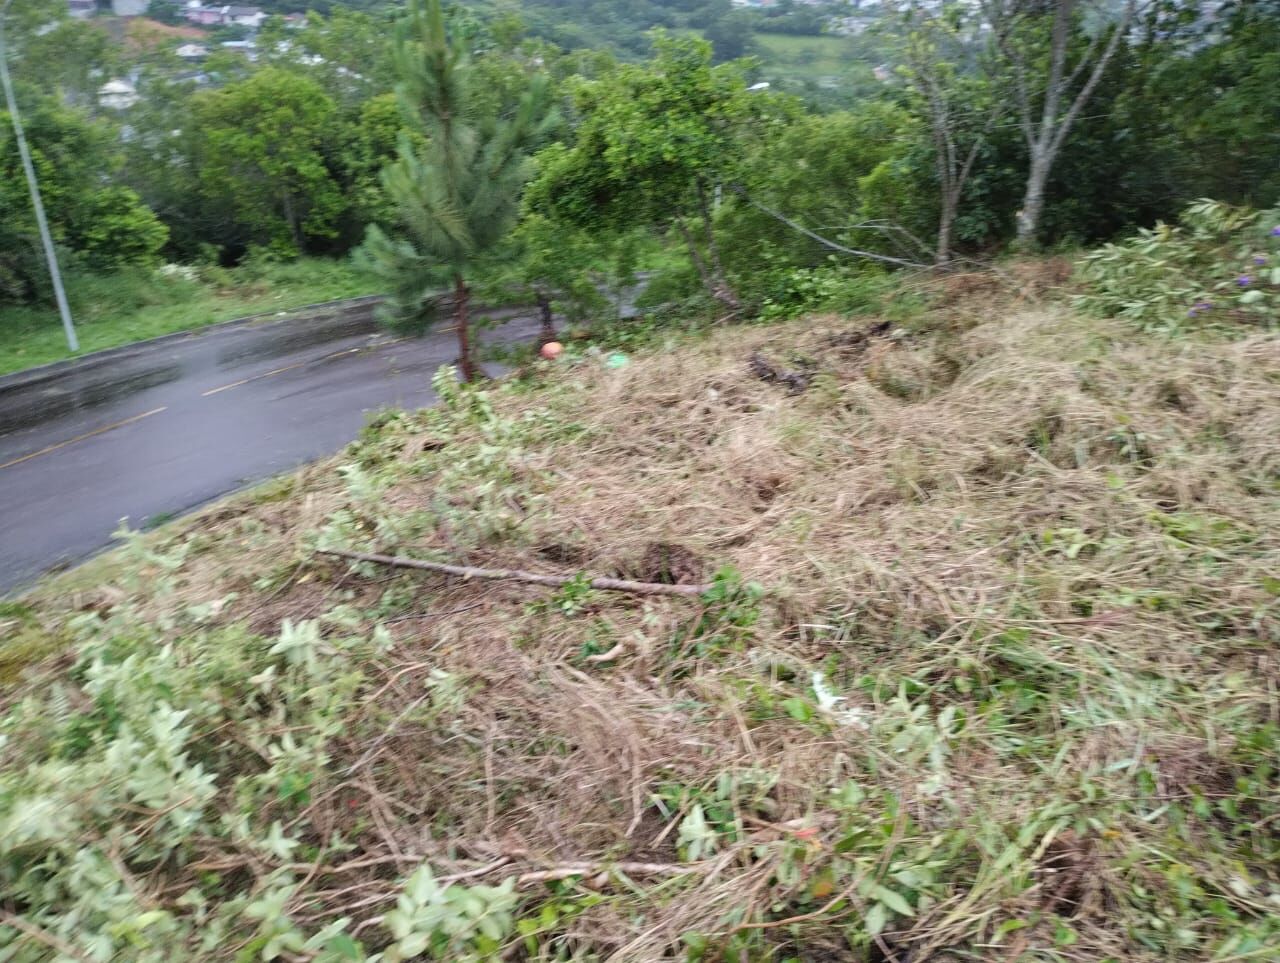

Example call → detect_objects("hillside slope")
3 276 1278 960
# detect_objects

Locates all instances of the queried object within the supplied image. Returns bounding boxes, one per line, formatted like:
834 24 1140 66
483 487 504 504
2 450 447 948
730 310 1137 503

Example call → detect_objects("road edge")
0 295 386 399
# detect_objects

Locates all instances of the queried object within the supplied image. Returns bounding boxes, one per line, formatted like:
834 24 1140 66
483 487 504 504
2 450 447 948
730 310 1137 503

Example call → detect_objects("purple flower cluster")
1184 221 1276 318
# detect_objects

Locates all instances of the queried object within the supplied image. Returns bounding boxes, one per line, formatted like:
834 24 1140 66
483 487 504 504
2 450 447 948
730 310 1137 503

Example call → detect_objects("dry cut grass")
7 273 1280 961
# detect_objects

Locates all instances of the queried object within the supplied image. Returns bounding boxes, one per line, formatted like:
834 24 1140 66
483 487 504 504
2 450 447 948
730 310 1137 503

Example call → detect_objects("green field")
757 32 860 75
676 28 886 101
0 258 380 376
759 32 886 93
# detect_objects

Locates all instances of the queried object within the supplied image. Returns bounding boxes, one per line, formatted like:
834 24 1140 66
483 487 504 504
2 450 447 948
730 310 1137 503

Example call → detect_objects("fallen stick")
319 548 712 597
585 641 626 664
515 861 708 887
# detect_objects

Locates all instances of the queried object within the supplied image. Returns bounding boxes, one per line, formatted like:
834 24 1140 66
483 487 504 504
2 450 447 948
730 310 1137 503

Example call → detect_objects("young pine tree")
360 0 556 380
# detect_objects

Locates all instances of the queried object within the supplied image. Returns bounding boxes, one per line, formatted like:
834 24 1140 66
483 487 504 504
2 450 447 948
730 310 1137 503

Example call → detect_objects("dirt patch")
627 541 706 586
1036 829 1106 916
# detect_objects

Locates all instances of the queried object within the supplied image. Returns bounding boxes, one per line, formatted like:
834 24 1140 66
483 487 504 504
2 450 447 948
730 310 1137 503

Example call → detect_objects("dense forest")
1 0 1277 339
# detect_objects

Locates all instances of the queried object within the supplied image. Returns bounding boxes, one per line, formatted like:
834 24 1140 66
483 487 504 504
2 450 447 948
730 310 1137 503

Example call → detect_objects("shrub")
1075 199 1280 331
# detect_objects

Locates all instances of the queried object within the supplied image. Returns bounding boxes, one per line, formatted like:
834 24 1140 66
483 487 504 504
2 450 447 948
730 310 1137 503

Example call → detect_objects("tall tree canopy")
528 35 782 312
0 102 166 303
192 69 345 257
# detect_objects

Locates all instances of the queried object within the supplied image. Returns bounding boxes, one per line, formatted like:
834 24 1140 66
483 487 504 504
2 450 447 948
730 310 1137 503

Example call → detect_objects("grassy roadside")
2 266 1278 960
0 257 380 377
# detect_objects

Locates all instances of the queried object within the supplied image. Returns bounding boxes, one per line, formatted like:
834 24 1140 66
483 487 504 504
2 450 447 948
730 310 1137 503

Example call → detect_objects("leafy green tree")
147 0 186 26
256 8 397 107
716 102 924 298
703 10 757 62
359 0 557 380
892 2 1003 264
337 92 415 241
192 69 346 256
529 35 772 312
23 17 118 106
490 213 608 345
63 186 169 271
1149 2 1280 208
2 0 115 104
0 100 165 302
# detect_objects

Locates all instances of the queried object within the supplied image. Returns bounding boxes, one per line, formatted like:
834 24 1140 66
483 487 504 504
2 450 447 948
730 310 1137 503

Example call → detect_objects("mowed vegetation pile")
2 269 1278 960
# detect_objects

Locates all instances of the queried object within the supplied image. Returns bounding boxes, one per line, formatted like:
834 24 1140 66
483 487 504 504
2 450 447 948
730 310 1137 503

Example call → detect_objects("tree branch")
0 912 92 963
1048 0 1136 159
730 187 927 269
318 549 713 597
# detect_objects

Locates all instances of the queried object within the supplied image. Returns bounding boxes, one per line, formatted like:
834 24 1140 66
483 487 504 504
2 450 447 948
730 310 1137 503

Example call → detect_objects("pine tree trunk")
537 291 557 345
453 273 480 382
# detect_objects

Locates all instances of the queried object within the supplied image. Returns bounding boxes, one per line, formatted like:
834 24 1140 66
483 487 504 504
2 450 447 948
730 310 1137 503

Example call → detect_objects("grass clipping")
3 279 1279 961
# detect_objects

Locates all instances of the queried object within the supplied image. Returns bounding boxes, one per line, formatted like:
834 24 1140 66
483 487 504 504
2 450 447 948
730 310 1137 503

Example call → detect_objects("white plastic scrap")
811 672 869 729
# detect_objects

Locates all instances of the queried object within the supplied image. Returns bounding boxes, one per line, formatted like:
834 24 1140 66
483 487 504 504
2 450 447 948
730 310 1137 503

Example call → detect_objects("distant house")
220 39 258 61
225 5 266 28
67 0 96 18
829 16 875 37
184 3 224 26
176 43 209 59
99 79 139 110
182 3 265 29
112 0 150 15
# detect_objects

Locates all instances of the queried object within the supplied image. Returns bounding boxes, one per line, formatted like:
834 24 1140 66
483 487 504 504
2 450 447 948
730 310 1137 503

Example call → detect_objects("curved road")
0 299 550 594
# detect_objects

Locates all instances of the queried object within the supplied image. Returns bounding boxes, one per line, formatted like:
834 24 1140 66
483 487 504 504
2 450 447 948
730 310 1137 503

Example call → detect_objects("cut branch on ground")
318 548 714 596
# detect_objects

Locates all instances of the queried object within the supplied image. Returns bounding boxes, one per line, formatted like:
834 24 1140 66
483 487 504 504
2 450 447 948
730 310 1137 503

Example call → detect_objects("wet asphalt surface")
0 300 547 595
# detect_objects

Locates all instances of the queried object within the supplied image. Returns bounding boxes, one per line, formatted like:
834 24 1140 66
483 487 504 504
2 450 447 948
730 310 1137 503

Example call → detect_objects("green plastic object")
605 352 630 369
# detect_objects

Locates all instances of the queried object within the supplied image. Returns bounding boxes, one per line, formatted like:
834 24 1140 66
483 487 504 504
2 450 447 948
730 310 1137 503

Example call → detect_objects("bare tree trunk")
676 219 741 314
453 273 480 382
536 290 556 345
899 8 1001 267
282 190 303 252
1017 153 1051 247
696 180 742 312
936 198 955 267
993 0 1135 249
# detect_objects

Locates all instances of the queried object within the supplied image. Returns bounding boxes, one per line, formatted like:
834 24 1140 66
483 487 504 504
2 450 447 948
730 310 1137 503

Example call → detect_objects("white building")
99 79 139 110
183 4 266 29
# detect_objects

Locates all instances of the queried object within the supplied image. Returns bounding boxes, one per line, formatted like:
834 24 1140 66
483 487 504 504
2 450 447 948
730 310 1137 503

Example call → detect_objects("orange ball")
540 341 564 360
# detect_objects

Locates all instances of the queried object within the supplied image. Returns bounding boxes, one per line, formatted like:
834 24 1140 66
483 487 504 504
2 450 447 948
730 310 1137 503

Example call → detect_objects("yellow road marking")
201 346 365 397
0 406 168 471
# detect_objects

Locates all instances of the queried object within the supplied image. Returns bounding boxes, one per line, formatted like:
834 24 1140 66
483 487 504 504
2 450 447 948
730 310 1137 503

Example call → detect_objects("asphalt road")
0 300 547 595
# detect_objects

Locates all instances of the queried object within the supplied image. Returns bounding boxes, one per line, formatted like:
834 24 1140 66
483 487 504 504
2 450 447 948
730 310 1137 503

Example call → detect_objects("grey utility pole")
0 0 79 352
